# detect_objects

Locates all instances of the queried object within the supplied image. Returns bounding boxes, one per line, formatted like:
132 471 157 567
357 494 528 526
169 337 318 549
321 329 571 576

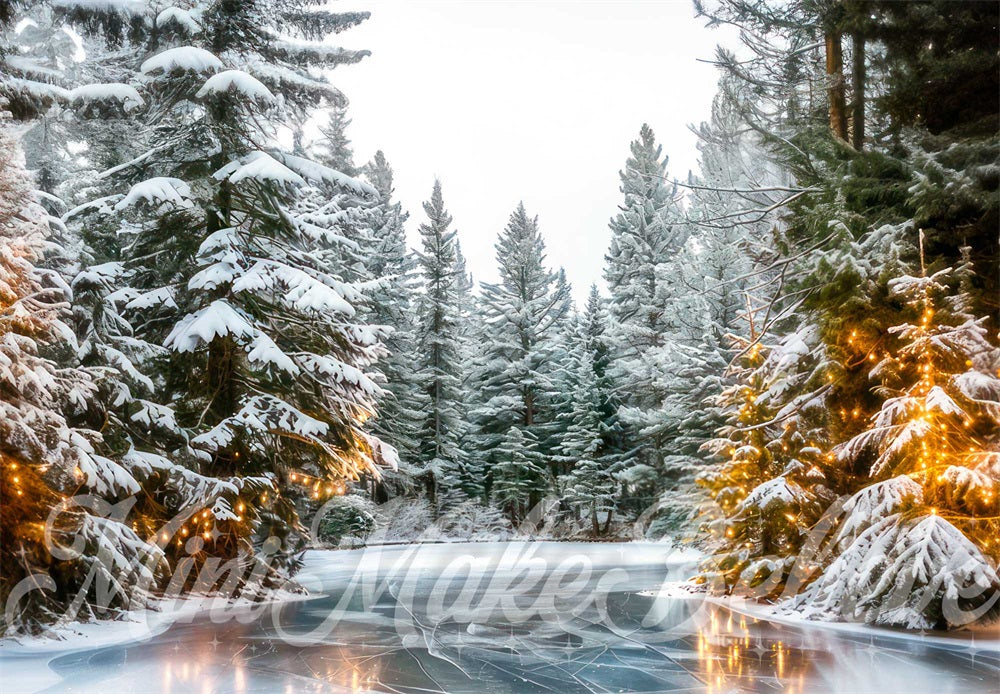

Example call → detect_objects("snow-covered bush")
315 494 376 547
792 514 1000 629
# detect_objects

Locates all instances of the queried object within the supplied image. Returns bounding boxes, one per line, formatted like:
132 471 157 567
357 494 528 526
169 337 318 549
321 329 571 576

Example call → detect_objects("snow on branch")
195 70 276 105
140 46 224 76
69 83 144 114
214 151 306 188
164 300 255 353
231 259 355 316
114 177 193 212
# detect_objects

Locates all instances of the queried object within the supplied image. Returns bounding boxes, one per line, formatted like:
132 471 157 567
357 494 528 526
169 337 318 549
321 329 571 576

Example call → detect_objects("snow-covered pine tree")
558 308 618 535
414 180 470 506
0 121 168 633
636 89 784 534
696 312 833 594
808 253 1000 627
360 151 425 493
58 0 394 577
312 103 356 176
604 124 691 481
452 240 484 501
490 426 548 524
473 202 571 518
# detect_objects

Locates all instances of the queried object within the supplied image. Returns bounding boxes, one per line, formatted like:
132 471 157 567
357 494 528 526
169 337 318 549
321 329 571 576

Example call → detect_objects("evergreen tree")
604 124 693 500
61 1 393 577
360 151 425 486
312 103 356 176
559 317 617 535
473 202 571 516
491 426 547 523
696 320 832 594
0 124 165 633
605 124 688 354
794 256 1000 628
414 180 469 505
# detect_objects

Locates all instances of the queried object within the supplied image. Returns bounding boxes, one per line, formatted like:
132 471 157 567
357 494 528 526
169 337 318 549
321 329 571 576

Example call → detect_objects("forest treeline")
0 0 997 634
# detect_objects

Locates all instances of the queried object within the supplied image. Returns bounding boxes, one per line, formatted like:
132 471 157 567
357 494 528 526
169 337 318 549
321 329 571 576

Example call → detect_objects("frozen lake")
1 541 997 693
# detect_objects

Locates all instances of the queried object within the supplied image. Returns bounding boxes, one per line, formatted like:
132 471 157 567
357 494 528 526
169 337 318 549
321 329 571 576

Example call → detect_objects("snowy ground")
0 541 996 693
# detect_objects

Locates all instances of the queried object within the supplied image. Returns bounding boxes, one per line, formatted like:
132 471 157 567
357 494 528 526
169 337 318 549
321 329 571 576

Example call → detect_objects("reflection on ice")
1 541 997 693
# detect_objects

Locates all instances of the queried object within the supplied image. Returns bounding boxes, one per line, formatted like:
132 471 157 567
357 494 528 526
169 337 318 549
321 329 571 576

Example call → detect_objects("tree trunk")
825 32 848 141
850 31 865 150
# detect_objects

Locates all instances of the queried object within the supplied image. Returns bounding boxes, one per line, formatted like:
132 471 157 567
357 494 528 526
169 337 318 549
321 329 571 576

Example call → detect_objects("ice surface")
1 542 996 693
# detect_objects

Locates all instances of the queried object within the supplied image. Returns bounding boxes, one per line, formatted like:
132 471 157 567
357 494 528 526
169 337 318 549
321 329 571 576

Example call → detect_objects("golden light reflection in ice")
696 606 813 694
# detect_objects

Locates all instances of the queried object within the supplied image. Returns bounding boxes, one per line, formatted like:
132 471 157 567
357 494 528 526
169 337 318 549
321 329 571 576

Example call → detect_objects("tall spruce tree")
0 123 168 634
360 151 425 490
60 1 393 576
557 292 626 535
604 124 690 488
473 202 571 518
414 180 469 505
312 103 356 175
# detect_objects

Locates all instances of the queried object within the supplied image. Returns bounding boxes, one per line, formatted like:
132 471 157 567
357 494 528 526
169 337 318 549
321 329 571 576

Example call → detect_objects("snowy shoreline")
642 581 1000 652
0 589 315 655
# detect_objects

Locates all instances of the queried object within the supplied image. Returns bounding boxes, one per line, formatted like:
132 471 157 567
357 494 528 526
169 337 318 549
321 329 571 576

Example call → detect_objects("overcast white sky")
332 0 736 300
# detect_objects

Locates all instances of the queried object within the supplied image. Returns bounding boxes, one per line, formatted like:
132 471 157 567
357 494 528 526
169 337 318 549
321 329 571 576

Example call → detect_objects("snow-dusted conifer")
473 202 571 508
360 151 425 480
604 125 691 481
414 180 470 504
313 104 356 176
0 124 166 633
61 1 393 575
490 426 547 523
